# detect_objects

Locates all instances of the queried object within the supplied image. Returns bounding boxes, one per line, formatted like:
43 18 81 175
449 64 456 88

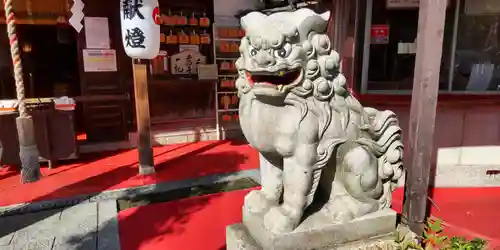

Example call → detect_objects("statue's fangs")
235 8 404 234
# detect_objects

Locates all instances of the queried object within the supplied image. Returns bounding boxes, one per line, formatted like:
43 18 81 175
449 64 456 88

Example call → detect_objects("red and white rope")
4 0 27 117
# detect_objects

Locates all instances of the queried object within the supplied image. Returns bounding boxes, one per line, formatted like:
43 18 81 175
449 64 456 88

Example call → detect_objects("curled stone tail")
356 109 404 208
357 109 404 184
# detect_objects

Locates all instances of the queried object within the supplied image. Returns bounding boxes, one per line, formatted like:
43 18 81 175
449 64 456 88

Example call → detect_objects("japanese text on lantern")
125 27 146 48
123 0 144 20
123 0 145 48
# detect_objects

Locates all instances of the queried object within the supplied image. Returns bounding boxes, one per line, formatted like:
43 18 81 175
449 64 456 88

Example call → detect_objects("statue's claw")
244 190 277 214
263 206 300 234
324 198 355 223
332 211 354 223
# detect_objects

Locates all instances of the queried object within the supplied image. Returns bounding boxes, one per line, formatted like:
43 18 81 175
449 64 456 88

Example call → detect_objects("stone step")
79 126 243 153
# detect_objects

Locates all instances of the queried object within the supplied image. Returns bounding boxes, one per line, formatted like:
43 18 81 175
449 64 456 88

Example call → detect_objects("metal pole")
213 21 220 140
360 0 373 94
4 0 41 183
447 0 461 91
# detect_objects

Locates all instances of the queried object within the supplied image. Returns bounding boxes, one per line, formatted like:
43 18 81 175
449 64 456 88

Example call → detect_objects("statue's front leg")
264 144 316 233
244 153 283 214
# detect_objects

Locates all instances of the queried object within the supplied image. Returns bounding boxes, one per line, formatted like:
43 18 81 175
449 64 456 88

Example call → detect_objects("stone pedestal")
226 209 398 250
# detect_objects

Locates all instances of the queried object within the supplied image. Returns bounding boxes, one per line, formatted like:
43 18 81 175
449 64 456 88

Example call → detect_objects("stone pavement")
0 201 120 250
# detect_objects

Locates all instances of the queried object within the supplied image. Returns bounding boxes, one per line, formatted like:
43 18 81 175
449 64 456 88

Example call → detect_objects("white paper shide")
120 0 160 59
69 0 85 32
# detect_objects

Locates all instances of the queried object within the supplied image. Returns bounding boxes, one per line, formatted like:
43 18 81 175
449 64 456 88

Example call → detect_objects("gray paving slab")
4 237 55 250
61 203 97 220
0 232 15 246
53 233 97 250
23 238 55 250
96 201 120 250
0 201 120 250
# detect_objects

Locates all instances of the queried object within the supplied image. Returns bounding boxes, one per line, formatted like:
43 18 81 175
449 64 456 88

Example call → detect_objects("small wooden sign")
200 17 210 27
166 30 178 44
178 31 190 44
198 64 219 80
200 33 211 44
170 50 206 75
190 32 200 45
189 13 198 26
176 14 188 25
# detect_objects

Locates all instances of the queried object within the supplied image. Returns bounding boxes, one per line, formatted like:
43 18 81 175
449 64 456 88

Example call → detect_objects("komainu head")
236 8 344 100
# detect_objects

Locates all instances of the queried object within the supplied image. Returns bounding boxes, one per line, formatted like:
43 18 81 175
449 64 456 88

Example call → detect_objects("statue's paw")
332 211 354 223
324 200 355 223
243 190 275 214
263 206 300 234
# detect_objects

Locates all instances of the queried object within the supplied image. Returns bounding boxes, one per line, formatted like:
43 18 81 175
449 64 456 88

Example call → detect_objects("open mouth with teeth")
245 68 303 91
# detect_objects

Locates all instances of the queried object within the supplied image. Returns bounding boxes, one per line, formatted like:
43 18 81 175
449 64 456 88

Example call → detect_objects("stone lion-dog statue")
235 8 404 234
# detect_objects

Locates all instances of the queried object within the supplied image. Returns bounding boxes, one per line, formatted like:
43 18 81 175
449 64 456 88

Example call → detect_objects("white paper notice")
82 49 117 72
84 17 111 49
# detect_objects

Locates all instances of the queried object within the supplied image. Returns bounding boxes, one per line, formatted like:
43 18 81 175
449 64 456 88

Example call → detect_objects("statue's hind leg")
244 153 283 214
323 146 380 222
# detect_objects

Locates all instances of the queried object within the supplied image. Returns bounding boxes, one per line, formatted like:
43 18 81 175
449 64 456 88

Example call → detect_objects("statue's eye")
274 43 291 58
276 48 287 57
249 46 258 56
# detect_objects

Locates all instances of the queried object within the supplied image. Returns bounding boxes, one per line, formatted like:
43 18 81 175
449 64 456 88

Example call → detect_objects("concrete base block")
139 165 156 175
227 209 398 250
226 224 261 250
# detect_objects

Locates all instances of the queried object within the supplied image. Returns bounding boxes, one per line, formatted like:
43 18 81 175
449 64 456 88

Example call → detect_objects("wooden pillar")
403 0 447 235
132 59 155 175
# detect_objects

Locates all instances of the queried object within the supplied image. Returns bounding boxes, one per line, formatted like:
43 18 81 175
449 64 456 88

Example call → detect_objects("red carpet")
0 140 258 206
392 187 500 248
118 187 500 250
118 188 258 250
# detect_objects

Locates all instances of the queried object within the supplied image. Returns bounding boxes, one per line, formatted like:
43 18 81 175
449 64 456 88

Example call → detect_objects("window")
359 0 500 94
362 0 457 93
452 0 500 91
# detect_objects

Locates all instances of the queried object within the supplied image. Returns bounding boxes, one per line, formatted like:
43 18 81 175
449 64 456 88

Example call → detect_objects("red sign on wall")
371 25 390 44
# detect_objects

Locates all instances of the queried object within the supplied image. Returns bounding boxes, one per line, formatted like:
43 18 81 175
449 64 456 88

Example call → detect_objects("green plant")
448 236 486 250
394 224 423 250
423 218 449 249
394 218 487 250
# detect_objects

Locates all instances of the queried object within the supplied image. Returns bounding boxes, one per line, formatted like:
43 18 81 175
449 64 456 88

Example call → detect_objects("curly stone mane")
235 30 356 143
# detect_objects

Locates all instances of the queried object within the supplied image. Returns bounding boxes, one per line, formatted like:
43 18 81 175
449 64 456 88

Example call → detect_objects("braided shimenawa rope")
4 0 40 183
4 0 27 117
